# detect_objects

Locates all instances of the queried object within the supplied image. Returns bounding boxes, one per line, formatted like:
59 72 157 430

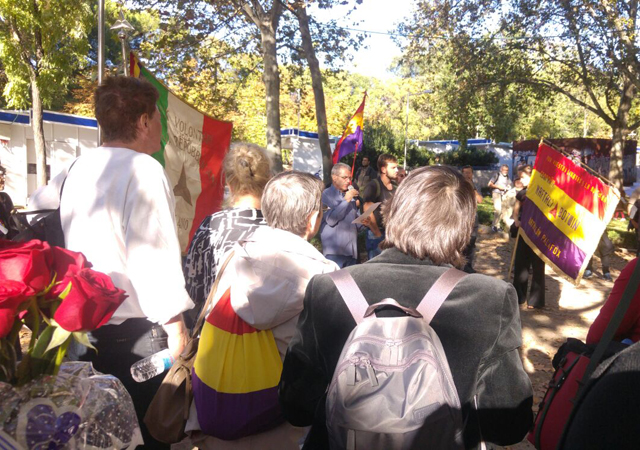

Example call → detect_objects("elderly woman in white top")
186 171 339 450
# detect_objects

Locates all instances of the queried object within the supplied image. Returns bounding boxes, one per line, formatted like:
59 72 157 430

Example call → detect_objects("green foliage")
63 1 159 117
438 148 498 167
0 0 92 108
0 61 7 109
607 218 637 250
477 196 493 226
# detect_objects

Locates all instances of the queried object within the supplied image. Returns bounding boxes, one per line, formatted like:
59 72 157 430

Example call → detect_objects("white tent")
281 128 336 181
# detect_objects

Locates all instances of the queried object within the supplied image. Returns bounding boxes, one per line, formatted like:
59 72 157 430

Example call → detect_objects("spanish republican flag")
192 288 284 439
130 53 233 252
519 142 620 284
332 94 366 164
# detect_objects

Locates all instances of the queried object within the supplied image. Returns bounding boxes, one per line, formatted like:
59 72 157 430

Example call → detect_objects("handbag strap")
59 158 78 200
579 258 640 388
18 160 78 219
191 251 235 338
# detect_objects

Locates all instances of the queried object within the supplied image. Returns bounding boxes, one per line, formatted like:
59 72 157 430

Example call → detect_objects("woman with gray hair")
280 165 533 449
186 171 338 450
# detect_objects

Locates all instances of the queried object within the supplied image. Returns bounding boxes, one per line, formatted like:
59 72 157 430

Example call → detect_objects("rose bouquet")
0 239 143 449
0 238 127 386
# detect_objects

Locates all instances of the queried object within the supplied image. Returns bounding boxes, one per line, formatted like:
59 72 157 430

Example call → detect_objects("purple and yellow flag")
192 288 283 439
519 143 620 284
332 94 366 164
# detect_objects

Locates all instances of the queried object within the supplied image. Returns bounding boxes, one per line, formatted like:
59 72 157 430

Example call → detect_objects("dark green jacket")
279 247 533 449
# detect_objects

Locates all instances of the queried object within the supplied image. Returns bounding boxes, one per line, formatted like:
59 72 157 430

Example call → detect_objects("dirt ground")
472 227 636 449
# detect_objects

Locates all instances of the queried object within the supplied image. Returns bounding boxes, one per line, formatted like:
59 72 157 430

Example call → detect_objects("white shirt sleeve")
123 160 194 324
27 166 69 213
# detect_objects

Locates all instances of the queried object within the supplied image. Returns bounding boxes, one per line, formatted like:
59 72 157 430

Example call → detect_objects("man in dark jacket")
279 165 533 449
320 162 363 268
354 155 376 191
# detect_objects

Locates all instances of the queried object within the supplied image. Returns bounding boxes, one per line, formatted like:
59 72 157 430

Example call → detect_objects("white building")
0 110 98 207
1 118 340 207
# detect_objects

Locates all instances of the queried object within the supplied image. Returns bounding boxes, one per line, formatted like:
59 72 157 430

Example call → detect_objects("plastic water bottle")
130 349 175 382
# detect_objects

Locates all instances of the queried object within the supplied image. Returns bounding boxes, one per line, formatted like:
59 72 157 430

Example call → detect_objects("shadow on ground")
473 232 636 449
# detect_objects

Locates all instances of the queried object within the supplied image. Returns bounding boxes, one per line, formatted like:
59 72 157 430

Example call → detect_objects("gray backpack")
326 268 468 450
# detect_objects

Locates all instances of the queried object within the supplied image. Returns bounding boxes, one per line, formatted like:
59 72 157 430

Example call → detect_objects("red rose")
50 246 92 279
53 268 127 332
0 280 29 338
0 239 53 296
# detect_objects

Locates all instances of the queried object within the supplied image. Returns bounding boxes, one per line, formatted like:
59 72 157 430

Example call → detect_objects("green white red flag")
130 53 232 252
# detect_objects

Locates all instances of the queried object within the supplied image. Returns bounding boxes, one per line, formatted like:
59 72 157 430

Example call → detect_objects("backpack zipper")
347 332 425 347
330 351 441 393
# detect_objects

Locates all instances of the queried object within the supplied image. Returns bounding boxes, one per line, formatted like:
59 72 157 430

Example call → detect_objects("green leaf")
72 331 97 353
58 281 73 300
40 311 52 326
44 327 72 354
41 271 58 295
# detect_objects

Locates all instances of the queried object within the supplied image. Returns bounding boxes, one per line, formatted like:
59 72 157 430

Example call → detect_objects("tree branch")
563 4 609 121
511 77 614 125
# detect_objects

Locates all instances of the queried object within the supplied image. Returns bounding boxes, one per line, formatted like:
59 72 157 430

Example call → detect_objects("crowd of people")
2 75 640 449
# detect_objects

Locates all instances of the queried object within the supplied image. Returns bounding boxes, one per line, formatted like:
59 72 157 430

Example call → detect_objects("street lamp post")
403 89 432 170
110 10 135 76
97 0 105 145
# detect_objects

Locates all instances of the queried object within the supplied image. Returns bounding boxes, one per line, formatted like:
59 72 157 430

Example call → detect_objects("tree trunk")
296 5 332 181
30 77 47 188
609 79 635 194
260 24 283 172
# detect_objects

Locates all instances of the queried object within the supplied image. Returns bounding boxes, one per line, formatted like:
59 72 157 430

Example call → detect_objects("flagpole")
351 142 358 178
507 228 520 281
97 0 105 146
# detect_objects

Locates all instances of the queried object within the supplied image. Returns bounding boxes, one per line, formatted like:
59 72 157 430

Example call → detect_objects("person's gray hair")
380 166 475 268
261 171 324 237
331 163 350 176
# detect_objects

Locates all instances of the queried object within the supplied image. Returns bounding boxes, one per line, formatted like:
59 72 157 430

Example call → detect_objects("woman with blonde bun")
184 142 272 306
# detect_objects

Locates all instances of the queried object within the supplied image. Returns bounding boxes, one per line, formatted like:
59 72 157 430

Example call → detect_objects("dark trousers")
463 235 477 273
326 254 358 268
513 236 545 308
587 234 613 274
67 318 170 449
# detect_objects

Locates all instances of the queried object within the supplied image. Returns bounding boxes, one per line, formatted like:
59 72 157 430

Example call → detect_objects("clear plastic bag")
0 362 143 449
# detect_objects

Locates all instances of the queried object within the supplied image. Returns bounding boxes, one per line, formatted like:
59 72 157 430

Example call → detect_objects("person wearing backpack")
559 341 640 450
29 77 194 450
185 171 339 450
279 165 533 450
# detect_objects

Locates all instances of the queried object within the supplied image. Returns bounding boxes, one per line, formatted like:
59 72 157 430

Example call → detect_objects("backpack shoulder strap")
375 178 381 199
59 158 79 201
328 270 370 325
416 268 468 325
